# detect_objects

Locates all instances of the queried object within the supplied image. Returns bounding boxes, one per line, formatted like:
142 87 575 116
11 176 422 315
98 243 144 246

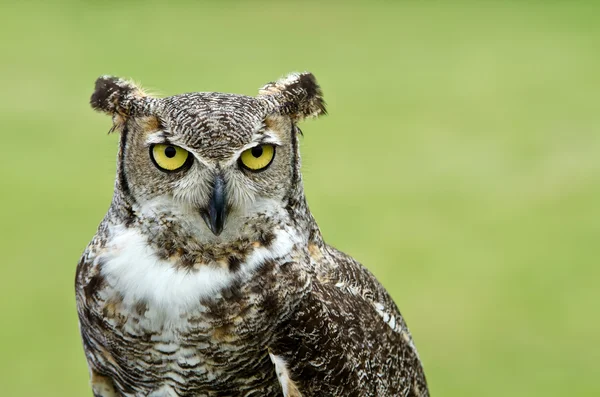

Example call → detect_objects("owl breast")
77 225 309 396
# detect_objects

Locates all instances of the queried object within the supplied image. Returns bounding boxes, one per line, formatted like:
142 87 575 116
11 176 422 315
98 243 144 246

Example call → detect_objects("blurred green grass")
1 1 599 396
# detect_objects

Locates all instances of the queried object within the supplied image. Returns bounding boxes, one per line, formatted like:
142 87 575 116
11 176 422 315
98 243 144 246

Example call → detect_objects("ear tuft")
259 72 326 121
90 76 145 115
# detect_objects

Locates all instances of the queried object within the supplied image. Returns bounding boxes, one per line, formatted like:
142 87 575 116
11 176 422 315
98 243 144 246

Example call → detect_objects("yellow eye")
239 145 276 171
150 144 191 172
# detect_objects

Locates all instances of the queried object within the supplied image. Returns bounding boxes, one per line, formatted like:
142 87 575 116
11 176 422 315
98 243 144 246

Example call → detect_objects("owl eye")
239 144 275 172
150 144 192 172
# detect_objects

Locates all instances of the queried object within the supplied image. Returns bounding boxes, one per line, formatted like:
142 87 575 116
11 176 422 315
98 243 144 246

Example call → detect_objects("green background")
1 1 598 396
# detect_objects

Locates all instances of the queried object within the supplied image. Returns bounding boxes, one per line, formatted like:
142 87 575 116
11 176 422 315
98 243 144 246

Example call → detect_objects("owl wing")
269 245 428 397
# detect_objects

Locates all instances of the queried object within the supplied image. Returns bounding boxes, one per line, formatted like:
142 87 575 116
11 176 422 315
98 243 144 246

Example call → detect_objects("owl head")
91 73 326 241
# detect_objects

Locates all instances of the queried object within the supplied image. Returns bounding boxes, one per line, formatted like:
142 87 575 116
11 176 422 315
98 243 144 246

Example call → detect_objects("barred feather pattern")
76 72 429 397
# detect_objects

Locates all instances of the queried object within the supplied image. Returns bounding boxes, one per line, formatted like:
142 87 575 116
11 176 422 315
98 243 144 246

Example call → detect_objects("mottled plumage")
75 72 429 396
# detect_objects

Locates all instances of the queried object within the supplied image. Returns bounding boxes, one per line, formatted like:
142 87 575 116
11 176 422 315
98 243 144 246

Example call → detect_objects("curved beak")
201 173 227 236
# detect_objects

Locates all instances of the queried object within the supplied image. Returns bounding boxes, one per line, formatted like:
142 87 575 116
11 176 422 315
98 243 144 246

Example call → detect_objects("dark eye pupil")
164 146 177 158
251 146 263 158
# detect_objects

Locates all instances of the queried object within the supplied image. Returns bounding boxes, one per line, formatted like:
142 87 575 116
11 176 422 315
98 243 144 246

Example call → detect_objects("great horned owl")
75 72 429 397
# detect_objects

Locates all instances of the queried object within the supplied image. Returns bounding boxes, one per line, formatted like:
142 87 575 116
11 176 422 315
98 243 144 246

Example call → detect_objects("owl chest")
85 282 285 395
78 227 307 394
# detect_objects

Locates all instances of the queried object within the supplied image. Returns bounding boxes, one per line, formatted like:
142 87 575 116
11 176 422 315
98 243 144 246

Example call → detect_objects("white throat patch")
98 225 295 319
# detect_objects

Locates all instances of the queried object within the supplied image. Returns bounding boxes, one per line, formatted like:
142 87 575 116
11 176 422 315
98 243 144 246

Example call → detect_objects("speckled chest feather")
77 226 309 396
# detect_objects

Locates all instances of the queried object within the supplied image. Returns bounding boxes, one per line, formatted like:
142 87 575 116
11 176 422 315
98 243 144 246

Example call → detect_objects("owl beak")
201 173 227 236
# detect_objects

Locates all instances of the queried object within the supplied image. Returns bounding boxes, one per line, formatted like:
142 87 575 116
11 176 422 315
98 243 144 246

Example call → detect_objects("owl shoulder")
266 244 427 395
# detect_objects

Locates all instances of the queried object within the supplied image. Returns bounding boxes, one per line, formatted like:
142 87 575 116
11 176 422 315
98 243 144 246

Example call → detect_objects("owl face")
91 73 325 242
123 107 295 238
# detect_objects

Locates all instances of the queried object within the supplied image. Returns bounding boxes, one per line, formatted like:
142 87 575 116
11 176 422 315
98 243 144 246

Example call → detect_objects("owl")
75 72 429 397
